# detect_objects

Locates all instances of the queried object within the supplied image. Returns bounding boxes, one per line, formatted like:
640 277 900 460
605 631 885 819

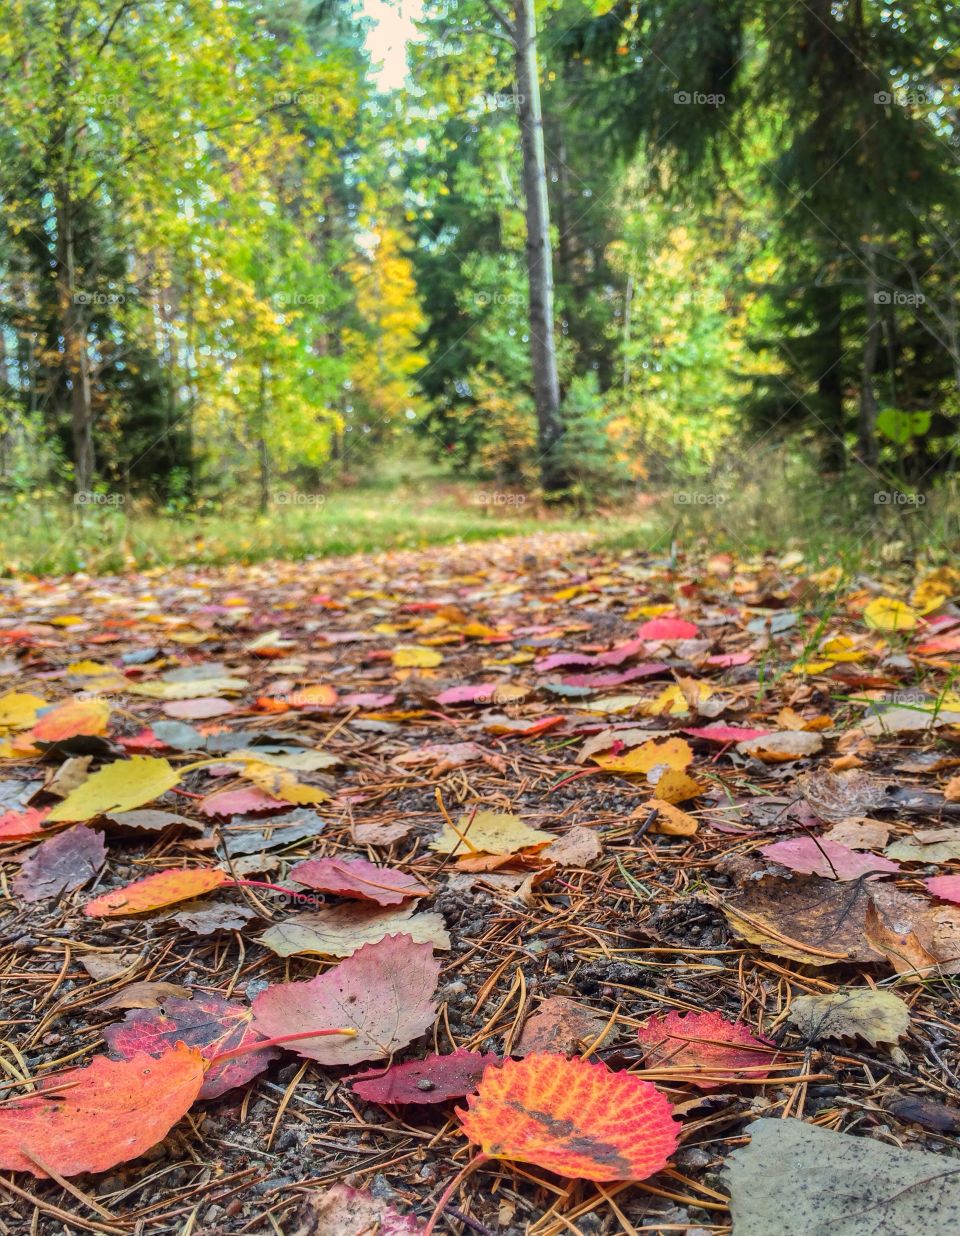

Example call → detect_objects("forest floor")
2 531 960 1235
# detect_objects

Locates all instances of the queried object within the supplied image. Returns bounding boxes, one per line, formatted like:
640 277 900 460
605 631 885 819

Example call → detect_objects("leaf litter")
1 534 960 1229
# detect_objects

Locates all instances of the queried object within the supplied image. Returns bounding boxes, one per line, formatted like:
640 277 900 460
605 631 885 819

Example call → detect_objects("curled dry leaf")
635 1010 775 1090
0 1045 204 1177
252 933 441 1065
83 867 231 917
797 769 894 822
457 1053 679 1182
96 981 192 1011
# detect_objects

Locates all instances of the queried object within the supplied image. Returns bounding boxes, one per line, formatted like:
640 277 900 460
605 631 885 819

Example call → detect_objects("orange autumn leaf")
31 696 110 743
457 1053 679 1181
636 1010 775 1090
0 1044 204 1176
83 867 232 917
0 807 53 843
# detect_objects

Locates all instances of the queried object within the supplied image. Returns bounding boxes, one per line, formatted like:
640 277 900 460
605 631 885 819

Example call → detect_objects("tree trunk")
512 0 565 493
858 245 881 468
55 188 95 496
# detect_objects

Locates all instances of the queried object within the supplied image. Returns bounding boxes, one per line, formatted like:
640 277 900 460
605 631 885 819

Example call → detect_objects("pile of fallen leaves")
1 532 960 1234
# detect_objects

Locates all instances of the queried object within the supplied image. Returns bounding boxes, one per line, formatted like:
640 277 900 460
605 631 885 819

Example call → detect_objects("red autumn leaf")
252 934 440 1065
457 1053 679 1181
534 652 596 672
704 651 753 667
561 663 669 689
682 724 771 743
0 1044 204 1177
83 867 232 916
636 617 699 640
434 682 498 706
348 1049 500 1105
120 727 167 752
760 836 900 881
0 806 52 843
925 874 960 905
636 1010 775 1090
199 786 289 817
13 824 106 902
594 636 652 666
290 856 428 905
104 994 280 1099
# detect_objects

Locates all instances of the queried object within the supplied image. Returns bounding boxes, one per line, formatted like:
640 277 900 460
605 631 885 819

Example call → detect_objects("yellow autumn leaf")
593 737 693 776
646 681 712 717
821 635 866 662
430 810 555 856
392 646 444 668
648 768 703 804
863 597 918 632
647 799 699 835
0 692 47 733
245 760 329 805
67 660 117 677
47 757 181 822
791 659 834 674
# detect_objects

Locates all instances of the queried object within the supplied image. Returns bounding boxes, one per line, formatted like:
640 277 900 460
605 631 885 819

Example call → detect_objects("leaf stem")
208 1026 357 1066
424 1152 489 1235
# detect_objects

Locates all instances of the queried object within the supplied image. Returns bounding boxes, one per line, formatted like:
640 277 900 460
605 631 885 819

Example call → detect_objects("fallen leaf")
646 767 703 804
736 732 824 761
822 817 890 850
252 934 441 1065
786 988 910 1046
726 1117 960 1236
351 819 416 846
290 856 428 905
104 994 280 1099
646 799 699 835
457 1053 679 1181
516 997 612 1057
259 904 450 958
393 646 443 668
97 981 192 1011
13 824 106 902
797 769 894 822
759 836 900 881
105 809 203 834
348 1049 500 1104
863 596 918 631
429 810 554 856
31 696 111 743
541 826 603 865
84 867 231 917
286 1185 424 1235
47 757 180 822
635 1010 774 1090
173 903 259 933
886 832 960 863
926 874 960 905
636 617 699 640
0 806 52 843
592 736 693 776
0 1045 203 1176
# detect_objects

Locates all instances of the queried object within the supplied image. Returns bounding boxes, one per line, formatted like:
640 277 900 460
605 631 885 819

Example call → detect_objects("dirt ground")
1 532 959 1235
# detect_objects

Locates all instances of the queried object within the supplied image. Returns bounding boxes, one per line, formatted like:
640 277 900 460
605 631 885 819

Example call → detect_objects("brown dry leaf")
542 826 602 865
797 769 893 823
515 996 613 1057
259 903 451 958
944 775 960 801
351 820 416 846
822 817 891 850
864 901 940 979
287 1184 423 1234
736 732 824 762
96 981 192 1011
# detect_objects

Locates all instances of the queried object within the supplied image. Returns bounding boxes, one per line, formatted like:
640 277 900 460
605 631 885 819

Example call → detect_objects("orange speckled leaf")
0 1044 204 1176
0 807 52 843
636 1010 775 1091
457 1053 679 1181
83 867 231 917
